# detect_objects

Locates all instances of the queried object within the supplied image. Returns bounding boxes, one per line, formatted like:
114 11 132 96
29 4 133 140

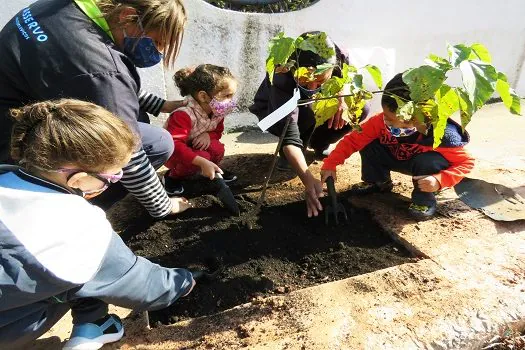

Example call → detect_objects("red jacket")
322 113 475 188
165 110 224 169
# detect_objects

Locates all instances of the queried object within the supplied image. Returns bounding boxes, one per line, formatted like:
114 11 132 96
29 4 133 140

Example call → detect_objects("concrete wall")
3 0 525 129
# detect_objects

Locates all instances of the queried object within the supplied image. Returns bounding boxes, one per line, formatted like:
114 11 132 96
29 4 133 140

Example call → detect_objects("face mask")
209 98 237 117
298 84 322 97
122 25 162 68
385 124 418 138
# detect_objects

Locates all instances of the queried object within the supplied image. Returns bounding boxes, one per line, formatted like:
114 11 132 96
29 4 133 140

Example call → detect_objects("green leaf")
495 72 521 115
294 66 312 80
313 97 339 127
296 32 335 60
433 84 459 148
448 43 472 67
320 76 344 95
363 64 383 89
266 32 296 83
468 43 492 63
425 54 453 71
403 65 447 102
314 63 335 75
455 87 474 130
459 60 498 110
413 99 438 125
398 101 415 121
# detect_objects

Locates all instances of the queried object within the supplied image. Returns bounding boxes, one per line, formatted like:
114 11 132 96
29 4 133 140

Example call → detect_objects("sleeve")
120 150 173 218
321 113 383 170
48 73 173 217
266 74 303 149
433 147 475 188
76 232 194 311
208 119 224 140
138 89 165 117
164 111 198 168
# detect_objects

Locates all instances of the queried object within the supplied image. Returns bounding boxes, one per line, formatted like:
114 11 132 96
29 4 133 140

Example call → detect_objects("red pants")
168 139 225 179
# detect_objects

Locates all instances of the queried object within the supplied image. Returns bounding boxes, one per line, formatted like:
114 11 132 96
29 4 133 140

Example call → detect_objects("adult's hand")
161 99 187 113
413 175 441 192
304 177 324 217
169 196 192 215
327 97 348 130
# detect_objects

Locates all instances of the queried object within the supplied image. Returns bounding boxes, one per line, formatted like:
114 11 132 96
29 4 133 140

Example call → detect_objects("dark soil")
112 154 416 325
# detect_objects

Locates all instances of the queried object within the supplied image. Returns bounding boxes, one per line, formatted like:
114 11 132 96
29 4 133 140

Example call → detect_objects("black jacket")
0 0 143 161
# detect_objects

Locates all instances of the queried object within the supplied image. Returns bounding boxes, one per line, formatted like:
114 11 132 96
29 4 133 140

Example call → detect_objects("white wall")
3 0 525 129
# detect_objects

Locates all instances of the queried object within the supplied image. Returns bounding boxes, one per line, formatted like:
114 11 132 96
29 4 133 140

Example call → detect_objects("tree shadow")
232 130 278 145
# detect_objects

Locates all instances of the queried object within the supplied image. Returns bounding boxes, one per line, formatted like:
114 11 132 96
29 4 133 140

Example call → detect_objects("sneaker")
221 170 238 183
349 180 394 195
162 173 184 196
408 203 437 220
63 314 124 350
276 156 292 171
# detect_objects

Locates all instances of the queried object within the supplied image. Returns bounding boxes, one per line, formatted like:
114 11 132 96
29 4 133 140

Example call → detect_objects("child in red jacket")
320 73 475 220
163 64 238 195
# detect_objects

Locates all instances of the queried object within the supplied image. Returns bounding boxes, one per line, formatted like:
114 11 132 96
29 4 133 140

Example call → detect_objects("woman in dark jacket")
250 32 369 217
0 0 190 217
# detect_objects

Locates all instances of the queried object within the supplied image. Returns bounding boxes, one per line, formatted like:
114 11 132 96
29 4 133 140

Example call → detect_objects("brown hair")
10 99 138 172
97 0 187 67
174 64 236 97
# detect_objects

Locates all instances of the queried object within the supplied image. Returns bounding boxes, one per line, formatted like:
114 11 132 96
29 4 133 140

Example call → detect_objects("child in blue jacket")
0 99 195 349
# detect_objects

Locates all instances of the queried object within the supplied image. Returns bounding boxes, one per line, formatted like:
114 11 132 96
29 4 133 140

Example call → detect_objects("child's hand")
192 133 211 150
413 175 441 192
193 156 222 180
320 169 337 183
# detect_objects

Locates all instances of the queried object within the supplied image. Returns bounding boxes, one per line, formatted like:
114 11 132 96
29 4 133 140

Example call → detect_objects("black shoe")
162 173 184 195
221 170 237 183
276 156 292 171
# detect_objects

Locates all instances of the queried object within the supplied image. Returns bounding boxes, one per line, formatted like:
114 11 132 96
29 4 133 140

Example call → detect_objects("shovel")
214 172 240 215
324 176 348 225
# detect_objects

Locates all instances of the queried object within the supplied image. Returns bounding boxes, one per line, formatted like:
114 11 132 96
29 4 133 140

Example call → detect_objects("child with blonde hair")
0 99 195 349
163 64 238 195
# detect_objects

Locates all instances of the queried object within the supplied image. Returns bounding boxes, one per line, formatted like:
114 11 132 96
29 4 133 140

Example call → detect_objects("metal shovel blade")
215 173 240 215
324 176 348 225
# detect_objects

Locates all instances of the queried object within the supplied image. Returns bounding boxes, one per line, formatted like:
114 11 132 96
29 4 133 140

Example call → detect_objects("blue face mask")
298 84 322 97
122 25 162 68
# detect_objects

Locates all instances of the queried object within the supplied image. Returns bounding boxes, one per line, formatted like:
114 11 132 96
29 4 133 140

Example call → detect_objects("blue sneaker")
63 314 124 350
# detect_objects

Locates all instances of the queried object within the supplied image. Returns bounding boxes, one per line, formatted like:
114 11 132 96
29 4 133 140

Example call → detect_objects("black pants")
360 140 449 206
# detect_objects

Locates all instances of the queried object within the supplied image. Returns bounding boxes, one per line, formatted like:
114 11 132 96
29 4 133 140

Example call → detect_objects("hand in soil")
169 196 192 215
412 175 440 192
305 178 324 217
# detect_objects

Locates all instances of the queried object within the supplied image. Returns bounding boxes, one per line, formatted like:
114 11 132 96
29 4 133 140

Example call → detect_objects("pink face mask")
209 98 237 117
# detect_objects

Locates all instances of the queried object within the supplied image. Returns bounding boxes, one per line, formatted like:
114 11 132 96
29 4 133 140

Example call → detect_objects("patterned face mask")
209 98 237 117
385 123 418 138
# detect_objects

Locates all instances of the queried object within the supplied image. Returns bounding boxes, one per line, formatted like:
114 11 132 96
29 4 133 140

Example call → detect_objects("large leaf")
313 97 339 126
320 76 345 95
403 65 447 102
459 60 498 111
413 99 438 125
266 33 296 83
448 43 472 67
433 84 459 148
296 32 335 60
495 72 521 115
455 87 474 130
425 54 453 71
468 43 492 63
314 63 336 76
397 101 415 121
363 64 383 89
